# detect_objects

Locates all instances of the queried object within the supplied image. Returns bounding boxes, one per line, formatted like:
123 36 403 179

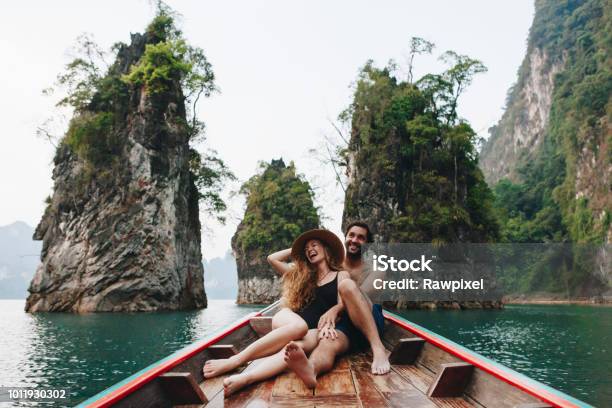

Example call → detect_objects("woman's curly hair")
282 241 341 311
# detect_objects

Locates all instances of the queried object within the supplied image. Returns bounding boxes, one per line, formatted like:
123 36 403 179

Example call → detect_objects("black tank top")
297 272 338 329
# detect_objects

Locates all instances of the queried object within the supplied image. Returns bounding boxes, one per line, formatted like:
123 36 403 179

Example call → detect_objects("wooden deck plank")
348 352 436 408
272 372 313 397
201 375 227 402
392 365 476 408
202 391 224 408
392 365 434 394
218 358 277 408
350 368 389 408
315 368 355 396
311 395 360 407
202 351 476 408
332 356 351 371
268 395 359 408
430 398 476 408
224 383 263 408
243 379 275 408
383 390 437 408
269 395 315 408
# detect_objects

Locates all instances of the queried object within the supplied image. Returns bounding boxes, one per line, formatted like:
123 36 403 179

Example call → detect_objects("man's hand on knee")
318 323 339 340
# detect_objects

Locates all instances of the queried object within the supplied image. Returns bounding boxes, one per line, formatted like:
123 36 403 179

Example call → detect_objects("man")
283 221 390 388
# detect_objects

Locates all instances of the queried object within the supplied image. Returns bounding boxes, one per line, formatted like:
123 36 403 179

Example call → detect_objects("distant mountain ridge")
0 221 238 300
0 221 41 299
203 251 238 299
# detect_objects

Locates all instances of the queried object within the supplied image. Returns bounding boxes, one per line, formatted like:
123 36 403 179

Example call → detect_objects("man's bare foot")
283 342 317 388
203 355 241 378
223 373 250 396
371 346 390 375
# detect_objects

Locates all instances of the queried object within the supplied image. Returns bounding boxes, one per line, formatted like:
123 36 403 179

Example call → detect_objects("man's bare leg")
223 329 319 396
285 333 349 388
338 279 390 374
204 308 308 378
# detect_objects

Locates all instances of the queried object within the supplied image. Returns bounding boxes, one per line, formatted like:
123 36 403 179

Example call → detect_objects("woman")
202 229 349 396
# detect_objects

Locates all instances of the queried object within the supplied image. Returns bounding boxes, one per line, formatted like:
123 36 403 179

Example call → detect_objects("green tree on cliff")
340 41 498 243
42 3 233 222
234 159 320 256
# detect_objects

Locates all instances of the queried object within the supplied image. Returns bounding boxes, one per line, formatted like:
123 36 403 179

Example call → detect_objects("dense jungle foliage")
45 4 232 221
233 159 320 256
493 0 611 244
341 40 499 243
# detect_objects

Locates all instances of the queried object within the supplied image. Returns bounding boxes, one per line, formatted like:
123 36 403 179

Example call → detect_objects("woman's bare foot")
371 345 390 375
283 342 317 388
203 355 241 378
223 373 250 396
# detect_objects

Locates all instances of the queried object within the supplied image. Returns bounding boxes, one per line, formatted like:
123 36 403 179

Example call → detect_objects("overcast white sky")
0 1 534 259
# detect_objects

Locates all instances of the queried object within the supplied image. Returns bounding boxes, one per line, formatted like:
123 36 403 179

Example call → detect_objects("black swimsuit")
297 272 338 329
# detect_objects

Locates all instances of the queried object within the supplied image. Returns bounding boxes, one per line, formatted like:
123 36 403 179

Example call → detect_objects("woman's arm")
267 248 294 276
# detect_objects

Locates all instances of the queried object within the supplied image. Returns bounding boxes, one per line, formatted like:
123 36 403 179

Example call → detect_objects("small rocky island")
232 159 320 304
26 11 226 312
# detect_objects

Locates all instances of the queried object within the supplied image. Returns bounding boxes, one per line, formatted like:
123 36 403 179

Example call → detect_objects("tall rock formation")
480 0 611 243
232 159 320 304
26 15 208 312
341 61 499 244
339 56 502 309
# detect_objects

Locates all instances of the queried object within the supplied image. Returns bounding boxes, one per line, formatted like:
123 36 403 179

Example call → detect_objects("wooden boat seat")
158 372 208 405
207 344 237 359
389 337 426 364
427 361 474 397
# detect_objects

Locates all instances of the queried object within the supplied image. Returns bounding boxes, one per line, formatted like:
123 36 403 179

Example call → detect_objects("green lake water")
0 300 609 407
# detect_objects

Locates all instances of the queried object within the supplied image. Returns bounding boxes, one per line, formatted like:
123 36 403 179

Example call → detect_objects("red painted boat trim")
384 312 580 408
85 310 262 408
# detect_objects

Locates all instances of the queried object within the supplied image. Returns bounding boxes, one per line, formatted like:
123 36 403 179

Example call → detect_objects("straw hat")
291 229 345 265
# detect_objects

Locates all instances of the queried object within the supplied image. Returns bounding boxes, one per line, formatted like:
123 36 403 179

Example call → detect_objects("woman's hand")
317 305 341 330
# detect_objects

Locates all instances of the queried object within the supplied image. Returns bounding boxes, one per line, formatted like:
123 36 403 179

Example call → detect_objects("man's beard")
346 244 362 260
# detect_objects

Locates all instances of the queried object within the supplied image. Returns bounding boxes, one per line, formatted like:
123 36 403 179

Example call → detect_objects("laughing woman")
202 229 349 396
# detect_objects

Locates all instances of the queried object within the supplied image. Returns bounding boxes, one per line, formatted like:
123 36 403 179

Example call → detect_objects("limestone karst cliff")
339 55 501 309
480 0 611 244
232 159 320 304
480 47 564 185
26 13 215 312
479 0 610 300
341 60 499 244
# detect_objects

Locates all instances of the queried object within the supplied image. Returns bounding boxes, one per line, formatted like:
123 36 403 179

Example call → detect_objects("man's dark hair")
344 220 374 243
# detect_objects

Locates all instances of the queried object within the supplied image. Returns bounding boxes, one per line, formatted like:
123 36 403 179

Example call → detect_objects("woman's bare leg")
223 329 319 396
204 308 308 378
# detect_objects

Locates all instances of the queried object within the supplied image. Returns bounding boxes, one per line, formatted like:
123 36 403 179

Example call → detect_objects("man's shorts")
335 303 385 352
